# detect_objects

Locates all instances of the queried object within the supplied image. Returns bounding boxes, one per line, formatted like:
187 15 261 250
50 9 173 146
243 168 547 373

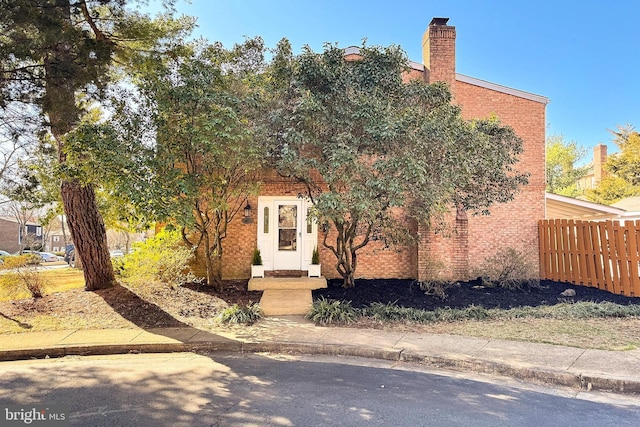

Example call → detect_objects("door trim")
257 196 317 271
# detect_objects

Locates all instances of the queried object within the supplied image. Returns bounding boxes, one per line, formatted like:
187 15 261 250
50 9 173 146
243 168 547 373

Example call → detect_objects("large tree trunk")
61 180 116 290
43 0 116 291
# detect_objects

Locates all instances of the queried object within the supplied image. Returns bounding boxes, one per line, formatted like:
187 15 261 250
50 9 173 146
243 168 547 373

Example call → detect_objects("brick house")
197 17 548 282
0 216 43 253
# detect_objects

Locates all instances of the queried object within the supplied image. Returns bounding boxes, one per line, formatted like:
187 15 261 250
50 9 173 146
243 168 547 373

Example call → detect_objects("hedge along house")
205 17 548 282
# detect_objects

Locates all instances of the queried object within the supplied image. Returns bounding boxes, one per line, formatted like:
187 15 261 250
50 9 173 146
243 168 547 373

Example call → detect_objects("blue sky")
159 0 639 162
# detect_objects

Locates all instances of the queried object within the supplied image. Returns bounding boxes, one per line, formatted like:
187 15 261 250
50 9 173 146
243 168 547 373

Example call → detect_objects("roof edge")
545 193 627 215
345 47 548 105
456 74 549 105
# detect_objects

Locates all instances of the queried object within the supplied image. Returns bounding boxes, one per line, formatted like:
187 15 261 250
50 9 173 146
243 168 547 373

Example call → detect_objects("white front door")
257 197 317 271
273 201 302 270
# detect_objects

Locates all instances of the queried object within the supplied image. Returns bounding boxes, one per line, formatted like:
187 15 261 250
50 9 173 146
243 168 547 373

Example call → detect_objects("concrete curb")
2 341 639 395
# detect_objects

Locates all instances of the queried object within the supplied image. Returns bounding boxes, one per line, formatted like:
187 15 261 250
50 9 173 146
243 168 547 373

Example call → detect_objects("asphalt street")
1 352 639 426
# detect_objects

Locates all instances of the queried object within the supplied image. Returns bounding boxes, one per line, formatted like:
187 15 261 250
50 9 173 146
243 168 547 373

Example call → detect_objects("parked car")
110 249 125 258
0 250 9 264
38 252 60 262
64 244 75 264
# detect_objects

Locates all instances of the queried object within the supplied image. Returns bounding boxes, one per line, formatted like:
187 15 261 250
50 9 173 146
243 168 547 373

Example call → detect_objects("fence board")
539 219 640 297
583 221 598 287
575 220 589 286
558 219 568 283
567 220 579 283
609 221 622 294
631 223 640 297
549 223 560 280
595 222 607 289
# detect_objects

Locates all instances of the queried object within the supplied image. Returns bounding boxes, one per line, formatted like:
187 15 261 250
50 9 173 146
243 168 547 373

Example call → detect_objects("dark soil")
312 278 640 310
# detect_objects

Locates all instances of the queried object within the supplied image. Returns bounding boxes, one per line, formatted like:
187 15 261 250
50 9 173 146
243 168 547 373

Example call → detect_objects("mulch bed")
312 278 640 310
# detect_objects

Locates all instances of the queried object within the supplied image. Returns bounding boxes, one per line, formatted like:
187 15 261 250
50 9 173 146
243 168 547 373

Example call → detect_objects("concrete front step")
259 289 313 316
248 277 327 291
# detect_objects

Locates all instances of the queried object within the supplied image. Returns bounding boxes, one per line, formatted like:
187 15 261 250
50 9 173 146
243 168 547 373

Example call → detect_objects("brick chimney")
593 143 607 185
422 17 456 93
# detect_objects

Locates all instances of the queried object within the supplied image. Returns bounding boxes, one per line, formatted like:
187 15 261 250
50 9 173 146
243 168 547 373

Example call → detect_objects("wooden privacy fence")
539 219 639 297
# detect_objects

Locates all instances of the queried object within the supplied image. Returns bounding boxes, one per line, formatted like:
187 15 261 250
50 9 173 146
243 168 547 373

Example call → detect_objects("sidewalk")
1 316 639 395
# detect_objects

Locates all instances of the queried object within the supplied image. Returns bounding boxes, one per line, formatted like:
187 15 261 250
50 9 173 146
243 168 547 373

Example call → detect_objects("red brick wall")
454 80 546 278
215 171 312 279
412 83 545 282
212 169 417 280
319 219 417 280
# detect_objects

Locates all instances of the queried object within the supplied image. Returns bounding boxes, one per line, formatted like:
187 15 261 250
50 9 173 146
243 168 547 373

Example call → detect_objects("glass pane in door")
278 205 297 251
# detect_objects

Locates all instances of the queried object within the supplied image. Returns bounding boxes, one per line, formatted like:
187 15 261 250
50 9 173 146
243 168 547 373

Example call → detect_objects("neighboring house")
210 17 548 281
576 144 608 193
545 192 640 221
48 231 67 253
0 216 43 253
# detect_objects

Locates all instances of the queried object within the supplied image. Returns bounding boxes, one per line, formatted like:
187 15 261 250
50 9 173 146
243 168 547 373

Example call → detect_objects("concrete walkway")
1 317 639 395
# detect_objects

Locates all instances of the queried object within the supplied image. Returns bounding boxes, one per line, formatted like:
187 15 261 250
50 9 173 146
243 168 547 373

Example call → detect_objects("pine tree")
0 0 192 290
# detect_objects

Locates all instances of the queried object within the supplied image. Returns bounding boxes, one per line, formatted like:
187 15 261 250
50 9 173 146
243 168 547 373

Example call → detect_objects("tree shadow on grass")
0 311 32 330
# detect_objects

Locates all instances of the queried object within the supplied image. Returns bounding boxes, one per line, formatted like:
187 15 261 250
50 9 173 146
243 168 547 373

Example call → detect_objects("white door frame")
257 196 317 271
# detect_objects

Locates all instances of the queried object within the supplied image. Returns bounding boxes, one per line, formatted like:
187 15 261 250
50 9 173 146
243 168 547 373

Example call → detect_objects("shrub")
117 228 196 287
417 280 459 300
1 254 40 269
474 247 542 291
251 248 262 266
308 297 640 326
416 256 458 299
311 246 320 265
307 297 360 325
217 303 262 325
362 302 405 321
0 257 47 299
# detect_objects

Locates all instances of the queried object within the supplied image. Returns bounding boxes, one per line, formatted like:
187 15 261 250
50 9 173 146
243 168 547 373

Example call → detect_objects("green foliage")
117 228 196 287
311 246 320 265
306 297 360 325
129 39 266 289
586 127 640 204
217 303 262 325
0 0 194 291
585 175 640 204
475 247 542 291
308 299 640 326
266 42 528 287
545 134 590 197
362 302 406 321
251 248 263 266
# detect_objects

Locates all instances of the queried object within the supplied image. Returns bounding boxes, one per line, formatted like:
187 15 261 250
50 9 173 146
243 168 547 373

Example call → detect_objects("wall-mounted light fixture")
242 202 253 224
